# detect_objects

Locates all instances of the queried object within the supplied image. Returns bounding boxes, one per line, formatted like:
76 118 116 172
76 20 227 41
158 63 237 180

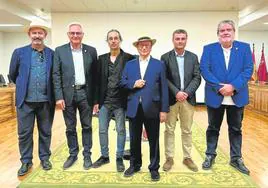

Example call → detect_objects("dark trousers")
62 89 93 157
17 101 54 163
129 104 160 172
206 105 244 160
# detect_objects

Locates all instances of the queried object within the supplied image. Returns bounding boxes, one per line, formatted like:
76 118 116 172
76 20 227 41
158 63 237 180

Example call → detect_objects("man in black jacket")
161 29 201 172
53 22 98 170
92 29 134 172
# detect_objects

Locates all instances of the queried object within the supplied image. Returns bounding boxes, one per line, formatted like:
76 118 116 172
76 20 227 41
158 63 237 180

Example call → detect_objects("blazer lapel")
143 57 153 81
227 41 239 73
136 58 142 79
216 43 228 73
82 44 89 77
184 51 191 85
25 45 32 80
44 47 51 82
171 51 182 84
104 54 109 78
66 44 75 75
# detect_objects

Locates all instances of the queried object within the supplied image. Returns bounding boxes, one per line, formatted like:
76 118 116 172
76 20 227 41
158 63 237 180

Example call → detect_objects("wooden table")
0 86 16 123
247 82 268 116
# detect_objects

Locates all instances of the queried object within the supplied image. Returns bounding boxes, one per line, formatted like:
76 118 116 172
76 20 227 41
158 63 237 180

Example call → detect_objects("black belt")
73 85 85 90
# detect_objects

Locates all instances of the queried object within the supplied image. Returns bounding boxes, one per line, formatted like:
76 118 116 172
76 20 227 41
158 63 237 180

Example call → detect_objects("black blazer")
53 43 98 106
161 50 201 106
96 49 134 109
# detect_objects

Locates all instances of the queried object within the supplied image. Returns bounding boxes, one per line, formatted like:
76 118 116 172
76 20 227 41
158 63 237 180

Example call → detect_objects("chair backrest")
0 74 6 84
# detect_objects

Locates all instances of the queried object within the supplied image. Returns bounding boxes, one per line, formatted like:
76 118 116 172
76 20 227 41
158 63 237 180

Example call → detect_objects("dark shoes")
17 163 33 176
124 166 140 177
92 156 110 168
202 155 215 170
83 156 92 170
63 156 78 169
116 158 125 172
150 171 160 181
230 158 250 175
41 160 52 170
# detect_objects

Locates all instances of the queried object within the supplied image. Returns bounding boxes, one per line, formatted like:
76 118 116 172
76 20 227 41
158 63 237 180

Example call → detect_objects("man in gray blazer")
161 29 201 172
53 22 98 170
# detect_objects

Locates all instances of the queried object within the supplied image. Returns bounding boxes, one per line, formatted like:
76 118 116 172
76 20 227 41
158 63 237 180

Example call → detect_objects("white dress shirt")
71 44 85 85
221 46 235 105
139 56 150 79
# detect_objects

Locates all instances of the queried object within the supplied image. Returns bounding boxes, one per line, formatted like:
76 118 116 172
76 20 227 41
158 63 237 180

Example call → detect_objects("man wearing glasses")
9 20 55 176
53 22 98 170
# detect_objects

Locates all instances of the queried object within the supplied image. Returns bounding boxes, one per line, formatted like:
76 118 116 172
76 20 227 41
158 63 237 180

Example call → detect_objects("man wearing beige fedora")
9 20 55 176
120 36 169 181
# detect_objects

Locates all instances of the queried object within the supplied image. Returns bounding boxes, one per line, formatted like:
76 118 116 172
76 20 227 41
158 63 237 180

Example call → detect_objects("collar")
139 55 150 62
174 50 185 57
221 45 232 51
70 43 82 52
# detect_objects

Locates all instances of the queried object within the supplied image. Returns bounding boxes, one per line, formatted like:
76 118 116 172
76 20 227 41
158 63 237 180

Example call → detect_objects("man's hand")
93 104 99 114
134 79 146 88
175 91 188 102
219 84 234 96
56 99 65 110
160 112 167 123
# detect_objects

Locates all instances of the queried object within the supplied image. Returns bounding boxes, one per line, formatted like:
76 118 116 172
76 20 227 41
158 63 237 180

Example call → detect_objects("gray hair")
106 29 123 42
217 20 235 35
67 22 83 31
172 29 188 38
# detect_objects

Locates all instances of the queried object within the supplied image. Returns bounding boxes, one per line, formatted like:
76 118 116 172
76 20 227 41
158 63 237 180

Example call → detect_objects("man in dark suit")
53 22 98 170
9 20 55 176
92 29 134 172
200 20 253 175
120 36 169 181
161 29 201 172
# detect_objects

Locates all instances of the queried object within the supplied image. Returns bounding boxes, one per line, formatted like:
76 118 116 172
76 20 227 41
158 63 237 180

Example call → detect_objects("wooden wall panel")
247 82 268 116
0 87 16 123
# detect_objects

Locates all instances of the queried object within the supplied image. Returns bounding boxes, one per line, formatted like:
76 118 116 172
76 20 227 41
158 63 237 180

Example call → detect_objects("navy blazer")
200 40 253 108
120 57 169 118
9 45 54 108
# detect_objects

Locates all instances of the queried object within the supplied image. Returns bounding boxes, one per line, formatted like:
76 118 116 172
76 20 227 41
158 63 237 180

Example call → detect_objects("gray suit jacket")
53 43 98 106
161 50 201 106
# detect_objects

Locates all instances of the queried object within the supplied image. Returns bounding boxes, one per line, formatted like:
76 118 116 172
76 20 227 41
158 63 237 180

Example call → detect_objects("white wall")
0 31 52 82
239 31 268 69
52 12 238 103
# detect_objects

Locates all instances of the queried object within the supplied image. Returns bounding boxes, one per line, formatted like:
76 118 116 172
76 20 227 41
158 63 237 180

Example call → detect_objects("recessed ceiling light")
0 24 23 27
263 22 268 25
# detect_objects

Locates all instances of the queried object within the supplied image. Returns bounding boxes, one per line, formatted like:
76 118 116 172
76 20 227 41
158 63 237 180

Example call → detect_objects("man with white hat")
9 20 55 176
120 36 169 181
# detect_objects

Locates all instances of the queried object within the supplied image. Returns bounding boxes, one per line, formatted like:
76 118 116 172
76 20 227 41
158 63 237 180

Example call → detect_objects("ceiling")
1 0 268 32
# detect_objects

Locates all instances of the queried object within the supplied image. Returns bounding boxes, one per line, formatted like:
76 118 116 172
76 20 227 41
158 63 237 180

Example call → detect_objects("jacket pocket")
152 95 160 102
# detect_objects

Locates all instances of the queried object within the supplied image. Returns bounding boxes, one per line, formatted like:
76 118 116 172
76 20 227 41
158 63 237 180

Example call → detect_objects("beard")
32 38 43 45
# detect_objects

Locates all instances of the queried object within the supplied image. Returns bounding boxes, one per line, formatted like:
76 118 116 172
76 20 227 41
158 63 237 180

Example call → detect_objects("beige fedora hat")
27 20 49 33
133 36 156 47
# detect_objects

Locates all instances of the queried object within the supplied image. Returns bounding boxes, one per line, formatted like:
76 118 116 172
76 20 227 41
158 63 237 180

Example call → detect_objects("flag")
257 44 267 82
251 44 257 81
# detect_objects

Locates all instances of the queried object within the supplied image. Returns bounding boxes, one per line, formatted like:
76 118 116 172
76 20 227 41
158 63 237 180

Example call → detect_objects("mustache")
33 38 43 41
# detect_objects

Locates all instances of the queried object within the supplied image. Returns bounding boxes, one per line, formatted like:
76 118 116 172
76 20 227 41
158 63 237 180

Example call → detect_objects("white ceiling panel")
0 0 268 32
